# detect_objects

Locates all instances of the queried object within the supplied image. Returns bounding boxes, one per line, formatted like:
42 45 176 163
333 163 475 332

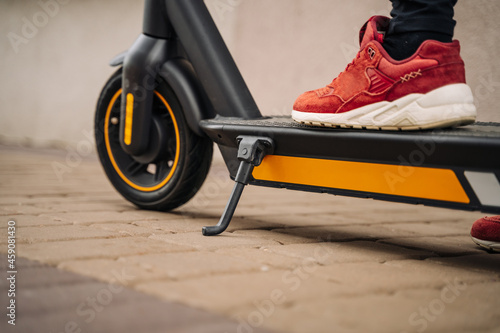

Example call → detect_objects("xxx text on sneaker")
292 16 477 130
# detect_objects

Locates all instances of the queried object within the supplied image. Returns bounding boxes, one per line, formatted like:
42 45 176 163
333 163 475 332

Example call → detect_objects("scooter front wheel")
94 68 213 211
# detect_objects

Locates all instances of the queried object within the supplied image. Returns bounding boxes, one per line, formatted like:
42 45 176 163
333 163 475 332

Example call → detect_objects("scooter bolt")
111 117 119 125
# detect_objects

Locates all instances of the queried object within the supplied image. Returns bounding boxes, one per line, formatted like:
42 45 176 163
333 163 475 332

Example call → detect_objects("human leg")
385 0 458 60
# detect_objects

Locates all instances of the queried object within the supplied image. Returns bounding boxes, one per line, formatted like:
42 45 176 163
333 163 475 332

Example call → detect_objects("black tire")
94 68 213 211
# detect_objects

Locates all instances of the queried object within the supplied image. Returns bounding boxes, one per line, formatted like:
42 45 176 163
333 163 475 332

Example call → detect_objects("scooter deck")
201 116 500 214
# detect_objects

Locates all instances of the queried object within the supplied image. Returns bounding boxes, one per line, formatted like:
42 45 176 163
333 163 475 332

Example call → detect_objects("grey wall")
1 0 499 149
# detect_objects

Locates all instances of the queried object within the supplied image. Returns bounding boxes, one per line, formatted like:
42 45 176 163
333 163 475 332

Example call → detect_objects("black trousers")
389 0 458 38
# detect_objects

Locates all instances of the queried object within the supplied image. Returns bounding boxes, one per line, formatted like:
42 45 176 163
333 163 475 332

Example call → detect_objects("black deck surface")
203 116 500 138
201 116 500 169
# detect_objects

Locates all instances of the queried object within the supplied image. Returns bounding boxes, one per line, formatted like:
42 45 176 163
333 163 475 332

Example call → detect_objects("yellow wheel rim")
104 89 181 192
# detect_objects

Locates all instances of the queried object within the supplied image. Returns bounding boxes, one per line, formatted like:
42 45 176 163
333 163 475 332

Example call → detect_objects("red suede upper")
471 216 500 242
293 16 467 115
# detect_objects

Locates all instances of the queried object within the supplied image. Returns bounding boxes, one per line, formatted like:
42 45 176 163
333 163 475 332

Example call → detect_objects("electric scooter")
94 0 500 236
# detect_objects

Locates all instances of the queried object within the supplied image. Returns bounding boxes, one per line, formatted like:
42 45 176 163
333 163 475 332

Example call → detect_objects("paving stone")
396 283 500 333
260 241 434 265
0 194 123 205
380 235 487 256
1 256 45 269
215 247 309 270
236 283 500 333
18 298 268 333
272 224 416 242
239 189 475 220
133 216 282 234
14 262 101 288
0 203 56 215
233 201 345 218
1 257 92 288
237 188 369 213
427 254 500 274
89 223 165 237
58 258 163 284
312 259 497 295
3 257 273 333
340 207 481 225
137 258 497 321
0 224 118 244
0 184 115 197
247 213 370 228
31 201 135 213
119 251 264 280
35 211 162 225
135 269 340 313
123 209 198 221
15 280 135 315
180 188 365 219
1 145 499 333
232 229 322 245
18 237 196 264
0 214 74 228
149 232 280 251
248 205 480 228
383 221 475 237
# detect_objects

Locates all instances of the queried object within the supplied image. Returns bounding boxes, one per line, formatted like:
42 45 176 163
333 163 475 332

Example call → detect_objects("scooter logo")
7 0 71 54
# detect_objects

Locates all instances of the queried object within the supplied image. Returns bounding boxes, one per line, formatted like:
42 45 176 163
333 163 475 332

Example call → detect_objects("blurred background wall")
1 0 499 149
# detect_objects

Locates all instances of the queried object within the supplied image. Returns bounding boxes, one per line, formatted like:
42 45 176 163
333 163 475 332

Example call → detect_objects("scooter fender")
110 51 214 138
159 58 215 137
109 51 127 67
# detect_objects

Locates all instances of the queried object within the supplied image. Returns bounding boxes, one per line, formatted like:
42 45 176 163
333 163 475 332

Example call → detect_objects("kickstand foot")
202 178 245 236
202 136 273 236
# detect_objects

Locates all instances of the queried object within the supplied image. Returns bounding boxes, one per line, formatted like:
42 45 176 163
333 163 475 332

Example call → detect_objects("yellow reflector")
124 93 134 146
253 155 470 204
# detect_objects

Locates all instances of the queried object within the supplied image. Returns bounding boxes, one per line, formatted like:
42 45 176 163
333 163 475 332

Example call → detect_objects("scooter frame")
115 0 261 155
107 0 500 236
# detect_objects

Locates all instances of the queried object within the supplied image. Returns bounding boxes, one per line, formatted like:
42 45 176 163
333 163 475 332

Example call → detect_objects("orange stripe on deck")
253 155 469 204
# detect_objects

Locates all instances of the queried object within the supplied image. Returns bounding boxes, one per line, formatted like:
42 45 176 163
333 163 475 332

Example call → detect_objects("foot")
292 16 477 130
471 216 500 252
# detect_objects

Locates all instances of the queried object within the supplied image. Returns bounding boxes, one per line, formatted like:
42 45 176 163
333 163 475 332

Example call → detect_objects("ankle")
383 31 453 61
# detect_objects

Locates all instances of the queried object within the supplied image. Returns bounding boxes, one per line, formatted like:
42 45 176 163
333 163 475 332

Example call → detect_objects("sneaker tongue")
359 16 390 49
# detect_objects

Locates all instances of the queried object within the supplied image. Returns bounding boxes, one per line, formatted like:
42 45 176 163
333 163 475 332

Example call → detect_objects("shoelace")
324 51 362 90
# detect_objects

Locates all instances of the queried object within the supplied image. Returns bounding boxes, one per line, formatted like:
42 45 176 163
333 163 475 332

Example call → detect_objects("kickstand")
202 136 274 236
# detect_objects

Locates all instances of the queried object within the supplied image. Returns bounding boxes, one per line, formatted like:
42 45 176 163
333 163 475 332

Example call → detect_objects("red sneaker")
292 16 477 130
471 216 500 252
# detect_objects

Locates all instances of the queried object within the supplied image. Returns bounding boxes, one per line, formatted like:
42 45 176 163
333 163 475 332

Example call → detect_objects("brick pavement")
1 257 270 333
1 145 499 333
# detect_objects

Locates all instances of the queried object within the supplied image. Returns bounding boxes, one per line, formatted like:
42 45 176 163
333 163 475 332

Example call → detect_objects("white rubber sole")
292 84 477 130
471 236 500 253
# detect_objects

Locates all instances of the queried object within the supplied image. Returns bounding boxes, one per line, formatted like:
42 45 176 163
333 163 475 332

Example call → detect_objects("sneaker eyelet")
368 47 376 59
